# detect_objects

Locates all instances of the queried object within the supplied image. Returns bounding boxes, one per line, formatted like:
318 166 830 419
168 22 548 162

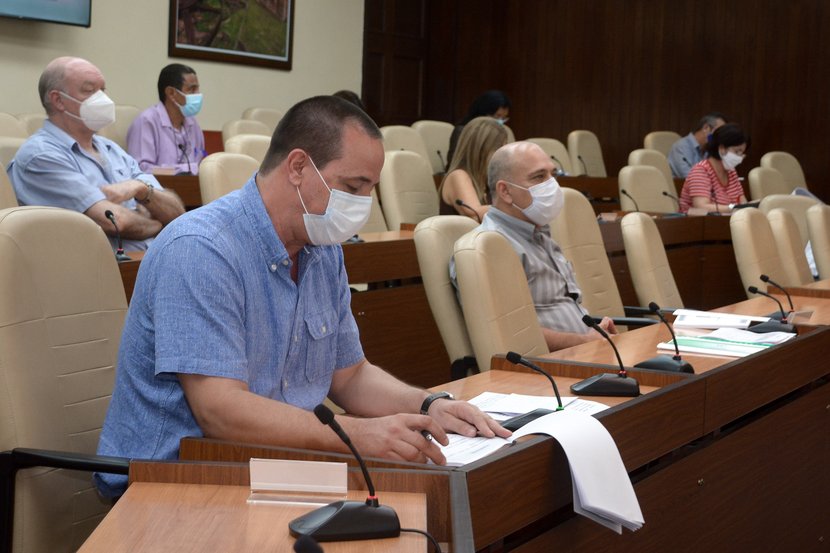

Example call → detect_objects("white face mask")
59 89 116 132
721 151 744 171
506 176 564 226
297 157 373 245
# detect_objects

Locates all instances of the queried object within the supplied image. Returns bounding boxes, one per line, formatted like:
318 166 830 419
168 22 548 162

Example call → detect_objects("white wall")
0 0 364 130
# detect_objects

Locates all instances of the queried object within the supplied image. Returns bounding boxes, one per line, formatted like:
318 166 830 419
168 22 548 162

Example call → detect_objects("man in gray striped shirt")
454 141 617 351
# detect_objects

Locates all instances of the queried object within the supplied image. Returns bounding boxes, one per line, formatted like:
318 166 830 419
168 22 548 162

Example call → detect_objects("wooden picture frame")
169 0 294 70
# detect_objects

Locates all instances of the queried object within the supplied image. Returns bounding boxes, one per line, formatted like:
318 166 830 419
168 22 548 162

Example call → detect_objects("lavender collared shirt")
126 102 205 175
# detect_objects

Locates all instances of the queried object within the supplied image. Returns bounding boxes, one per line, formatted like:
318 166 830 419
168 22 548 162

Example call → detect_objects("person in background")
668 112 728 178
8 56 184 252
446 89 511 169
438 116 507 221
127 63 206 175
679 123 749 214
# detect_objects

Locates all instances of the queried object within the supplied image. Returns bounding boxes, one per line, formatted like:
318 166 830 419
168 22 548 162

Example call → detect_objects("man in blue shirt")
667 112 728 179
96 95 509 497
8 57 184 251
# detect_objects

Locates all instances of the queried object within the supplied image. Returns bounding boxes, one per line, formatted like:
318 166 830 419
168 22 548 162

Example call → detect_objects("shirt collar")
485 206 551 240
42 119 114 156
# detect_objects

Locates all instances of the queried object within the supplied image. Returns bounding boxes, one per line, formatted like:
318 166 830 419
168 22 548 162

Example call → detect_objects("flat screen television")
0 0 91 28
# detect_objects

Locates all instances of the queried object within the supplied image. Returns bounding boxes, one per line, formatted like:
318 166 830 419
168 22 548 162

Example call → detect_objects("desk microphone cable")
400 527 442 552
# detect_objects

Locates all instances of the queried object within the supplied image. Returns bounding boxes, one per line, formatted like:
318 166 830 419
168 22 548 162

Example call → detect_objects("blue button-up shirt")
667 132 707 179
95 177 364 497
8 119 161 251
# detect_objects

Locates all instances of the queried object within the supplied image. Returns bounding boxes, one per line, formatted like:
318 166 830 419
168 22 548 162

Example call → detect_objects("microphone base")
570 373 640 397
502 408 555 431
289 500 400 542
115 252 131 263
634 355 694 373
746 320 796 334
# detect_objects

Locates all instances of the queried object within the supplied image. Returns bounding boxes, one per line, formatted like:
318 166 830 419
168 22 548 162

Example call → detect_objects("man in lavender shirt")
127 63 206 175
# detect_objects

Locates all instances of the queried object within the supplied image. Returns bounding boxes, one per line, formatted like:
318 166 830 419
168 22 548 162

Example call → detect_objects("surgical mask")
59 90 115 132
175 89 203 117
297 157 372 245
721 151 744 171
507 176 564 226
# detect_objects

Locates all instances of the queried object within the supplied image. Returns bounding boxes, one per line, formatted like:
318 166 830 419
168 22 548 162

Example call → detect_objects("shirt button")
283 379 289 389
282 259 289 266
270 263 277 272
321 325 327 333
293 335 298 343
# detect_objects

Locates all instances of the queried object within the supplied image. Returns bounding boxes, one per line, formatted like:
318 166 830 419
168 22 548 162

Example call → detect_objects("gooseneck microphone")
454 199 481 223
570 315 640 397
436 149 446 169
577 154 588 176
550 155 567 176
288 405 400 542
177 143 193 175
104 210 131 262
746 286 796 334
501 352 564 431
662 190 680 209
620 189 640 212
633 302 694 373
748 286 786 320
681 156 692 170
760 274 794 311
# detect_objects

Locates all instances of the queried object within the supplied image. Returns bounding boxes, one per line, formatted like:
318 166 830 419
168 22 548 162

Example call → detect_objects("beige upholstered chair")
748 167 790 201
766 208 813 286
241 107 283 133
198 152 259 204
760 151 807 191
359 189 388 234
0 165 18 209
453 229 548 371
0 206 129 553
503 124 516 143
411 120 454 174
98 105 140 149
758 194 819 249
0 113 27 138
377 150 438 230
221 119 271 146
549 187 624 318
526 137 573 175
567 130 606 177
223 134 271 164
621 212 684 309
627 148 674 192
618 165 677 213
807 203 830 280
15 113 47 136
643 131 681 157
0 136 26 169
730 208 787 296
414 216 478 378
379 125 431 166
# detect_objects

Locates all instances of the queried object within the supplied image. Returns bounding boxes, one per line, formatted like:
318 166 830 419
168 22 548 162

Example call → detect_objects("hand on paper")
427 399 513 440
342 413 449 465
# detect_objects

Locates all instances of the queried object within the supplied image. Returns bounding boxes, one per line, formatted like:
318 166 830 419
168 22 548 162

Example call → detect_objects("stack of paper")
657 327 795 358
672 309 769 330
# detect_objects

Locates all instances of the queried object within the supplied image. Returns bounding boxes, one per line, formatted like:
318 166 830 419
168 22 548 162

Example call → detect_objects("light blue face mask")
175 89 203 117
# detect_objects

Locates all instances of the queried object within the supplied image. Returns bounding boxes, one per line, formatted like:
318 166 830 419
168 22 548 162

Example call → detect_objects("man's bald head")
39 56 100 115
487 141 549 200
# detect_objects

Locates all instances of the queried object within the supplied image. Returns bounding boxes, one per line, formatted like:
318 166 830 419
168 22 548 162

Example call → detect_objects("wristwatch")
420 391 454 415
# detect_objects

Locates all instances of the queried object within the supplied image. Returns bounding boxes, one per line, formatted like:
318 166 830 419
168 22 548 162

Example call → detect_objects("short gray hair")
38 59 69 115
487 145 514 199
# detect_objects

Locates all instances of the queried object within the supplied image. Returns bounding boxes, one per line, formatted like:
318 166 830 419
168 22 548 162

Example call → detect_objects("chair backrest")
503 124 516 143
453 229 548 370
411 120 454 174
380 125 431 165
621 212 684 309
0 206 127 552
760 151 807 191
0 136 26 169
618 165 677 213
241 107 283 133
223 134 271 164
377 150 438 230
758 194 819 248
730 207 786 296
748 167 791 201
0 164 18 208
549 187 625 317
643 131 681 157
627 148 674 191
567 130 606 177
15 113 47 136
221 119 272 145
525 137 573 175
413 216 478 365
0 112 28 138
98 105 141 149
807 203 830 280
198 152 260 204
359 188 388 233
766 208 813 286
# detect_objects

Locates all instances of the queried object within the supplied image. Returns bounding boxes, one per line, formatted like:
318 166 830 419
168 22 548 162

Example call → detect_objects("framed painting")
169 0 294 70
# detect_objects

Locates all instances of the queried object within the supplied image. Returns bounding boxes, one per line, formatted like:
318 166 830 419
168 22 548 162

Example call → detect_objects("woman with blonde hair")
438 116 508 220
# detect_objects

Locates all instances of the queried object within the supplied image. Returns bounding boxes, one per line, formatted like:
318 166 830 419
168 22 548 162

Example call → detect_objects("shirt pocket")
303 309 337 382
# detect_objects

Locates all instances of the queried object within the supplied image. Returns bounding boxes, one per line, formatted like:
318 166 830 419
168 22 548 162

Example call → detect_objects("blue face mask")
175 89 203 117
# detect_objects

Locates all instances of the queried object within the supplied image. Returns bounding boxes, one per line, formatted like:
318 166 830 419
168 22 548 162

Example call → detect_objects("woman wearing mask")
679 123 749 214
439 117 508 220
446 90 511 169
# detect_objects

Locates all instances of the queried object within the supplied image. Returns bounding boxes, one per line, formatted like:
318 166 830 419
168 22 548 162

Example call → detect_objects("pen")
421 430 433 442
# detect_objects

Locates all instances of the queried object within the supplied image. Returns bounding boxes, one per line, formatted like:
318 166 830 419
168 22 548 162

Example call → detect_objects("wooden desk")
713 294 830 326
558 176 621 213
79 482 427 552
118 251 144 303
775 278 830 299
155 174 202 209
